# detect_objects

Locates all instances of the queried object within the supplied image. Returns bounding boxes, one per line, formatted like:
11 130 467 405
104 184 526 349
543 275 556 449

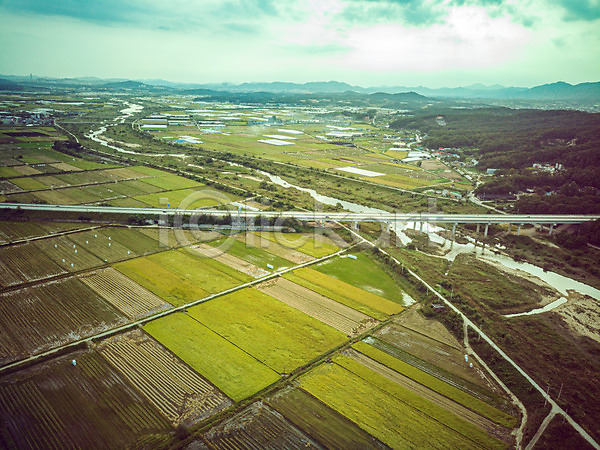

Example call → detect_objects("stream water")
259 170 414 244
261 169 600 307
504 297 568 318
86 103 188 158
86 102 143 154
86 109 600 310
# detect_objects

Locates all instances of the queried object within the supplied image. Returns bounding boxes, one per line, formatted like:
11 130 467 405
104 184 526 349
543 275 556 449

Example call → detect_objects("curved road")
405 259 599 449
342 224 599 449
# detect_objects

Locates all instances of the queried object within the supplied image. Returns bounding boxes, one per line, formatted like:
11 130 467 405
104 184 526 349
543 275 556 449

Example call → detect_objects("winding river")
261 169 600 307
86 111 600 309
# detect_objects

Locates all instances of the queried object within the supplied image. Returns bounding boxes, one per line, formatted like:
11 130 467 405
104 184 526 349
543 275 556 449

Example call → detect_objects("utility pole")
557 382 563 400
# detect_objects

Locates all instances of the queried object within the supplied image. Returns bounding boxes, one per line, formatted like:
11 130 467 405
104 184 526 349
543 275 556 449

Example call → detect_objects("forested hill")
391 107 600 216
389 108 600 170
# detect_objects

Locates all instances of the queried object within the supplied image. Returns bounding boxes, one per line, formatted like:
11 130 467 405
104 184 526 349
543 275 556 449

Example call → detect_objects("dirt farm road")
343 224 600 449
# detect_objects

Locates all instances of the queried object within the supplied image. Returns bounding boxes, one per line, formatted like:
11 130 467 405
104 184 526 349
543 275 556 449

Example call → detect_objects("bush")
175 423 190 439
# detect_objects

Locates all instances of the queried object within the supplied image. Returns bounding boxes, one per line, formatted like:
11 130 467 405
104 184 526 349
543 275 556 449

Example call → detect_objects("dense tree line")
474 169 600 214
390 107 600 169
514 193 600 214
475 168 600 195
554 220 600 248
391 107 600 215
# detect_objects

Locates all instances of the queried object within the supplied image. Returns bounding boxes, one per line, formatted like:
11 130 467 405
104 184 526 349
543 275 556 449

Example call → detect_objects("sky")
0 0 598 88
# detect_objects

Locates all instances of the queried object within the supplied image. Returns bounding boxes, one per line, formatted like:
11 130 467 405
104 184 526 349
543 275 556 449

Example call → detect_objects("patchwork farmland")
0 216 519 447
3 88 597 449
0 141 242 209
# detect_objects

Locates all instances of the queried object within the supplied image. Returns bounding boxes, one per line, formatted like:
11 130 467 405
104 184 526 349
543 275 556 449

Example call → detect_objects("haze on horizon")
0 0 598 89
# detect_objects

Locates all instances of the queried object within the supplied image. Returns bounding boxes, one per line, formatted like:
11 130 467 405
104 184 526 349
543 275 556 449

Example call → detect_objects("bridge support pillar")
386 222 391 233
352 221 358 231
549 224 554 236
452 223 457 240
484 223 489 237
420 221 423 232
476 223 480 235
517 224 522 236
507 223 512 234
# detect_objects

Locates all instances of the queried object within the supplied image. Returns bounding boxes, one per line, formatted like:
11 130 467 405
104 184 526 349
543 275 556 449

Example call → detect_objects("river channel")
86 112 600 309
261 170 600 307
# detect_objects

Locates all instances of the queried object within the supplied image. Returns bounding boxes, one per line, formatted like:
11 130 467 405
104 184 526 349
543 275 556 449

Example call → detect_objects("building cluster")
532 162 563 173
140 114 195 130
434 147 461 158
0 108 56 126
423 188 463 199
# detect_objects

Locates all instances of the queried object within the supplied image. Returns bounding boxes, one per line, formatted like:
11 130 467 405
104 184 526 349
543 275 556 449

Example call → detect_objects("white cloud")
332 6 530 72
0 0 597 86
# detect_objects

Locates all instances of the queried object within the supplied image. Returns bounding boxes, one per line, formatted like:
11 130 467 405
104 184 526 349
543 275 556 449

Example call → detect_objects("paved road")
2 203 599 225
340 224 599 449
404 261 600 449
525 409 559 450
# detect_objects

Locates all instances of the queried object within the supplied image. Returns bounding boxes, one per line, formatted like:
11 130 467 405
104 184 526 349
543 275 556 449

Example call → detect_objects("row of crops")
0 226 162 288
0 140 229 209
0 219 519 447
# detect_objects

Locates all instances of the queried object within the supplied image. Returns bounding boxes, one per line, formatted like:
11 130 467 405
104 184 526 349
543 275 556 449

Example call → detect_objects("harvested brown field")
189 244 269 278
30 189 80 205
0 221 82 243
97 330 232 425
203 401 319 449
0 350 171 448
80 268 171 318
0 180 20 194
100 167 147 180
257 277 378 336
395 307 462 349
36 175 70 187
137 227 218 248
0 242 65 287
0 277 127 365
0 221 45 242
49 162 82 172
68 230 135 263
373 323 490 389
35 235 105 272
12 165 42 176
237 232 314 264
421 160 464 180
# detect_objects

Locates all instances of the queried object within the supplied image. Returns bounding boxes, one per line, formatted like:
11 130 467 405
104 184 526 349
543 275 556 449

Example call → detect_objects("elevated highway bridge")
2 203 598 236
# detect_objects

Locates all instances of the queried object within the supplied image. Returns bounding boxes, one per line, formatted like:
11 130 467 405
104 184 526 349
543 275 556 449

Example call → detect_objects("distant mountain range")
181 80 600 101
0 74 598 102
